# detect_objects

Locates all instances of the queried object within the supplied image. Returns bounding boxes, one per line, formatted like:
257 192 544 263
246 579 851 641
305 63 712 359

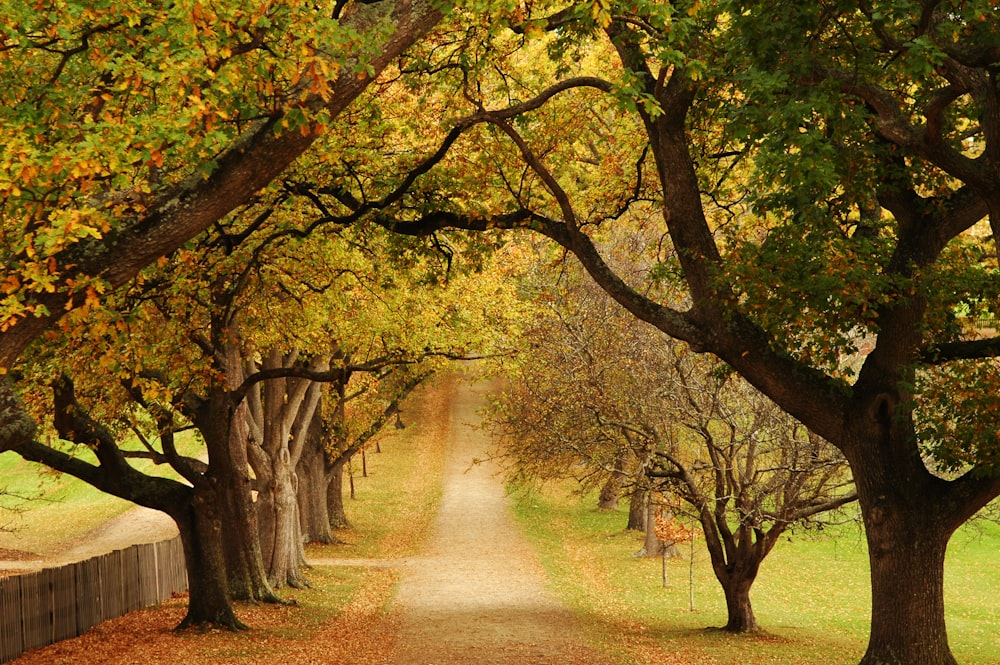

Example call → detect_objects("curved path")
385 381 614 665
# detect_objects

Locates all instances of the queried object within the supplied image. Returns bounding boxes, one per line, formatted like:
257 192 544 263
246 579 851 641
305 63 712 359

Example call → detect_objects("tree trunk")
174 489 246 630
627 487 646 531
696 502 771 635
850 450 958 664
720 570 758 633
249 350 324 590
217 459 279 602
258 447 310 589
328 455 351 529
634 495 666 557
860 520 954 665
845 410 962 665
598 458 626 510
297 425 340 543
200 388 280 603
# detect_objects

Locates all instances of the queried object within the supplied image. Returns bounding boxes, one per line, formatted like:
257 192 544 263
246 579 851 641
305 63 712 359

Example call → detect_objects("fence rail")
0 537 187 663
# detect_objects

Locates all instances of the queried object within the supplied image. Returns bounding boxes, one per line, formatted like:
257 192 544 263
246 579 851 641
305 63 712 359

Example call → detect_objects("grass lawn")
512 484 1000 665
0 428 215 555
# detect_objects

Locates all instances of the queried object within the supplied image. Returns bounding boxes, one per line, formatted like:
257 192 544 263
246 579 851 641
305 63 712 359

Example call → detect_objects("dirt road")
384 381 613 665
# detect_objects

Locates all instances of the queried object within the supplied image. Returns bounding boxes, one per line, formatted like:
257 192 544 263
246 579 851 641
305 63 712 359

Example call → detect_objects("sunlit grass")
512 482 1000 665
0 432 204 554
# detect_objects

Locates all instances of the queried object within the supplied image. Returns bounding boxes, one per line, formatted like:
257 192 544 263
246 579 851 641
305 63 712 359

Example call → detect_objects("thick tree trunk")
223 405 282 603
627 487 646 531
217 459 279 602
721 571 758 633
860 520 954 665
845 410 962 665
258 448 310 588
174 490 246 630
297 436 340 544
201 390 280 603
849 442 958 664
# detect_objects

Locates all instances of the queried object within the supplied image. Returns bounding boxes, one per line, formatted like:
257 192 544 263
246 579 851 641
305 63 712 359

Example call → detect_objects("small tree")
648 346 855 633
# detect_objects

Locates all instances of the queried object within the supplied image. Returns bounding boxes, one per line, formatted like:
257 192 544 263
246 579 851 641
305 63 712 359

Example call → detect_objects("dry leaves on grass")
11 568 400 665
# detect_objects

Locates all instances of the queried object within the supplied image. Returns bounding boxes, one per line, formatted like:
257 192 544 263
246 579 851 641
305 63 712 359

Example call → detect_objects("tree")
4 247 281 628
245 349 324 589
2 367 244 629
490 247 855 633
0 3 450 618
295 2 1000 661
648 350 855 633
300 361 431 541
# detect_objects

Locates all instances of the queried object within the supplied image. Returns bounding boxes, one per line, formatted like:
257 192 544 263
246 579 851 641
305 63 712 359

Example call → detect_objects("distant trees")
490 251 855 632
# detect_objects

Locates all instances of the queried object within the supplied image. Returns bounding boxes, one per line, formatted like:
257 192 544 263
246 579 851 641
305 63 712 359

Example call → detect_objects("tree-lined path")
383 380 613 665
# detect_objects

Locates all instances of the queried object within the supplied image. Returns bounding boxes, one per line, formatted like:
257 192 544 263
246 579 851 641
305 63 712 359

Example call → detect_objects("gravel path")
384 381 613 665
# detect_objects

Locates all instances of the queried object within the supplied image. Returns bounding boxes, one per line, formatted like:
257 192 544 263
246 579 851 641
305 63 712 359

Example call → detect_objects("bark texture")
296 413 341 544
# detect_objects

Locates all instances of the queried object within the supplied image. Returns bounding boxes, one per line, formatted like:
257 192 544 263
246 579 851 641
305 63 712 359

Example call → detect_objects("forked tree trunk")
250 351 324 590
721 570 758 633
698 507 775 634
258 448 309 588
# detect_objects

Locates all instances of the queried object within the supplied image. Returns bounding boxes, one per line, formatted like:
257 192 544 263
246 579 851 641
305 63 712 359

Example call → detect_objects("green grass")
0 451 136 553
512 484 1000 665
0 430 202 554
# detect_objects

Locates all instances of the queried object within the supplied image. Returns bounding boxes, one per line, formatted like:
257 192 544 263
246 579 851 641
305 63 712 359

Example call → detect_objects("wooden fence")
0 537 187 663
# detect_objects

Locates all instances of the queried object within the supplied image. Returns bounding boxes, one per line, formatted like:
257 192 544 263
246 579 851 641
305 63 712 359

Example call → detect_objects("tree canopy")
0 0 445 367
291 3 1000 663
2 1 1000 663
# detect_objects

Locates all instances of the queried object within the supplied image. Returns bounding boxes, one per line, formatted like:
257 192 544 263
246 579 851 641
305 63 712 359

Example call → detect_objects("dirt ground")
6 380 616 664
